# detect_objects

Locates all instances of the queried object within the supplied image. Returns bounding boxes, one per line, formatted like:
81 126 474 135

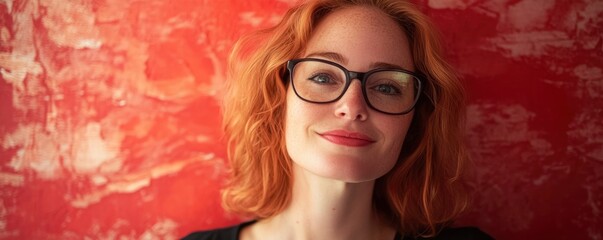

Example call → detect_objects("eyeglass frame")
285 58 423 115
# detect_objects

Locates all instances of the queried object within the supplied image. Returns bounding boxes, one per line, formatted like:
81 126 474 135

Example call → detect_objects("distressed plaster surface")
1 0 602 239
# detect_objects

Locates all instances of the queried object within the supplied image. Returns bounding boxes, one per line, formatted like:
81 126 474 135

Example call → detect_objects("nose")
334 80 368 121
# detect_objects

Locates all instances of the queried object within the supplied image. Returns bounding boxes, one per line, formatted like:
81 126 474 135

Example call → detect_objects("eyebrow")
304 51 405 70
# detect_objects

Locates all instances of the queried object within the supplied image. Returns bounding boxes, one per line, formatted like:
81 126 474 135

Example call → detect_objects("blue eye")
372 84 401 95
308 73 336 84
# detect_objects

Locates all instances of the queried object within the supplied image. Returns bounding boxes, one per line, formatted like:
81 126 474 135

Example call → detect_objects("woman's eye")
308 73 335 84
373 84 401 95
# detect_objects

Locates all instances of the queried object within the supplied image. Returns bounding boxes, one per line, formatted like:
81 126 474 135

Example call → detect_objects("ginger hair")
221 0 469 237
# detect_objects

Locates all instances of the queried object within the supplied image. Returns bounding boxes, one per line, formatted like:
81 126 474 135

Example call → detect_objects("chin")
300 154 396 183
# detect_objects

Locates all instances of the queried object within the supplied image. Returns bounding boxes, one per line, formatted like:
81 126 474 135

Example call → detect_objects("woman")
185 0 491 239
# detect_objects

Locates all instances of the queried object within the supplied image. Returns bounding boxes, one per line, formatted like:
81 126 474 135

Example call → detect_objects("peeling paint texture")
0 0 602 239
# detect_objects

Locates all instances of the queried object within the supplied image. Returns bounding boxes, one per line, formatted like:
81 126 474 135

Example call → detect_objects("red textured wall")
0 0 601 239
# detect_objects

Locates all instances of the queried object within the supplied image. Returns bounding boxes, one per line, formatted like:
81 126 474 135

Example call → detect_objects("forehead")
304 6 414 71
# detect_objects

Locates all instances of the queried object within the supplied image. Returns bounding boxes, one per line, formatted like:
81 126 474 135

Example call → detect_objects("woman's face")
285 6 415 182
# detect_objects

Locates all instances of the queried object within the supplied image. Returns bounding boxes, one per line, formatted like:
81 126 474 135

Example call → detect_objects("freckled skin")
285 6 414 183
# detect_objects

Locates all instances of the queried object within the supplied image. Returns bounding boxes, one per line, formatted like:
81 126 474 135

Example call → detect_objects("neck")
248 165 395 240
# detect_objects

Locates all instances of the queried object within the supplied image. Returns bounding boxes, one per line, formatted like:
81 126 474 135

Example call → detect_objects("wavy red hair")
221 0 469 237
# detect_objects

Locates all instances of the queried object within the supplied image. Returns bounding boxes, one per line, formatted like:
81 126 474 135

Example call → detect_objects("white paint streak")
568 63 603 162
158 15 196 42
0 173 24 187
467 102 555 172
0 27 9 44
583 177 603 240
91 175 108 186
74 39 102 49
76 218 178 239
139 219 178 240
530 138 553 159
83 218 130 240
484 31 574 58
72 122 122 174
428 0 473 10
40 0 103 49
3 0 13 13
0 199 18 238
587 229 602 240
0 53 43 92
574 65 603 81
585 185 601 216
95 0 129 23
574 65 603 99
567 111 603 162
587 148 603 162
206 47 225 97
506 0 555 30
0 220 5 235
3 124 62 179
240 12 263 27
532 174 549 186
575 1 603 38
0 200 6 234
9 0 36 56
69 153 218 208
2 120 125 180
107 178 150 193
564 0 602 49
467 103 537 143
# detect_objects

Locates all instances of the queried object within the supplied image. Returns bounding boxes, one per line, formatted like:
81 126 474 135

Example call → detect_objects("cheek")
284 86 323 129
285 87 303 133
284 87 330 165
284 88 311 157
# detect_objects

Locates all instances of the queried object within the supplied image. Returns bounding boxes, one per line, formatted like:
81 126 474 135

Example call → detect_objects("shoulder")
405 226 492 240
180 226 237 240
181 221 256 240
432 227 493 240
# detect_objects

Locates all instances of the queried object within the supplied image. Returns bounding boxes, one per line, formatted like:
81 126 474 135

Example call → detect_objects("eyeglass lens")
290 60 419 114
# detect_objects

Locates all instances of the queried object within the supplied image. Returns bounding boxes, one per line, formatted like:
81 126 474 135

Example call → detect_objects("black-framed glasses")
286 58 422 115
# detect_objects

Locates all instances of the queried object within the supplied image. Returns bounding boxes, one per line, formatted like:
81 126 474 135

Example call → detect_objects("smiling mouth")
318 130 375 147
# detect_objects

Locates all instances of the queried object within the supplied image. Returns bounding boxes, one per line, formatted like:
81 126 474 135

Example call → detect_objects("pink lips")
319 130 376 147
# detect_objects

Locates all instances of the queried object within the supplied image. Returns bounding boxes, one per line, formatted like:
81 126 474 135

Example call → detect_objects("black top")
182 221 493 240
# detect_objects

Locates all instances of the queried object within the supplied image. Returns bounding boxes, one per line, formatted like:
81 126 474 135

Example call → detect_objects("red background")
1 0 602 239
